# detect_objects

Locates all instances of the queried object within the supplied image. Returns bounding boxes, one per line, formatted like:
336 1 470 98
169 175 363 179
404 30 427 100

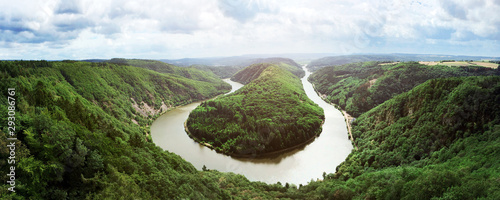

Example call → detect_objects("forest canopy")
187 64 324 156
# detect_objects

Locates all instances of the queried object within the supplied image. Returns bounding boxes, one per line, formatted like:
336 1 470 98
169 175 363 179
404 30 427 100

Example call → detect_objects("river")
151 66 353 185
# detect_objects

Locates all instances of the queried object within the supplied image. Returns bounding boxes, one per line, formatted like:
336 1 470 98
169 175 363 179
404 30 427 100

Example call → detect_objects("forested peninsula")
186 63 324 157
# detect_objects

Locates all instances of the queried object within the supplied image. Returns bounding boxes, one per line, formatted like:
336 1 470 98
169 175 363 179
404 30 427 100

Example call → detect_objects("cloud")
55 0 82 14
440 1 468 20
0 17 32 33
53 14 94 32
436 0 500 40
217 0 277 23
0 0 498 60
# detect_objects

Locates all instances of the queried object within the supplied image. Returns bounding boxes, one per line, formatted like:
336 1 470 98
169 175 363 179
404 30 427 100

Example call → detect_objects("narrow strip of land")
312 82 358 150
341 110 358 150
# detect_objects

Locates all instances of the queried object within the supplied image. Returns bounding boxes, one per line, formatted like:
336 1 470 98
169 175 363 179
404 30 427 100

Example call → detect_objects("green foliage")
307 55 397 71
1 59 498 199
110 58 229 85
339 76 499 174
231 61 305 84
319 76 500 199
191 65 246 78
310 61 496 117
0 60 235 199
187 65 324 156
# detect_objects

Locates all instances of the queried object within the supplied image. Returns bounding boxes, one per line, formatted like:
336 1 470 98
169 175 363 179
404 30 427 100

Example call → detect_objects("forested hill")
308 55 397 71
231 61 304 85
327 76 500 199
0 60 237 199
162 56 301 68
309 61 497 117
187 65 324 156
190 65 246 79
104 58 227 84
247 57 301 68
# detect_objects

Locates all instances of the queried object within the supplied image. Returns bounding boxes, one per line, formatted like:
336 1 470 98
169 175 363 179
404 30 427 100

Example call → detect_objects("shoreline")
341 110 358 150
311 83 358 150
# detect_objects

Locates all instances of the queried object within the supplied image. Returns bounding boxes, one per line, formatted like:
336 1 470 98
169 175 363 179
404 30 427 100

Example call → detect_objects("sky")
0 0 499 60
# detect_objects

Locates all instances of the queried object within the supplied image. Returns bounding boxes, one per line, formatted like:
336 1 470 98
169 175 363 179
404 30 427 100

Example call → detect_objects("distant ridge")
307 53 500 71
231 59 304 84
160 54 333 66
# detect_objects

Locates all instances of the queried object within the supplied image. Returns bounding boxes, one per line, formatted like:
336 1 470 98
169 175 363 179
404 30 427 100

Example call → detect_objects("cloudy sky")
1 0 499 60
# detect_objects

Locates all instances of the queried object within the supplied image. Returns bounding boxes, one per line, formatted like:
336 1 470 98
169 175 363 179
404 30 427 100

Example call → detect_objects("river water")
151 66 353 185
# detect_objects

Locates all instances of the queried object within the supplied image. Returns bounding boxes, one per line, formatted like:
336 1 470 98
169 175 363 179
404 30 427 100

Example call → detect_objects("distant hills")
78 53 499 74
307 54 500 71
160 56 306 67
156 53 500 73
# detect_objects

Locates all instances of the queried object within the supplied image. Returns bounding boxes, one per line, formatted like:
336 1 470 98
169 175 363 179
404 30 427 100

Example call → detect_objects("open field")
471 62 499 68
418 61 440 65
419 61 498 68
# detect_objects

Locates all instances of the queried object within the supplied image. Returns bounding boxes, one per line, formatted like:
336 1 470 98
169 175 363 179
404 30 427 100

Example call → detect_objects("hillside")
0 60 239 199
319 76 500 199
104 58 227 84
231 61 304 85
162 56 301 68
190 65 246 79
309 61 497 117
186 65 324 156
161 57 301 79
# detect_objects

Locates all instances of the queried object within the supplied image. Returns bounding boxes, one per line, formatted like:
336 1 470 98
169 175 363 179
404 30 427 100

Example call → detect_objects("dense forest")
315 76 500 199
186 64 324 156
160 57 301 79
1 59 498 199
0 60 243 199
190 65 246 79
103 58 231 83
309 61 498 117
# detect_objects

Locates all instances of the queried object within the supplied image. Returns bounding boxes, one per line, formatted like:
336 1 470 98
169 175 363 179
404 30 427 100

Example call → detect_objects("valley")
151 65 352 185
1 56 499 199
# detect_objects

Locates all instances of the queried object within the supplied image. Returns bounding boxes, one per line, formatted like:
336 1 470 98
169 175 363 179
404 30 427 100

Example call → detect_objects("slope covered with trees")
161 57 302 79
0 60 239 199
306 76 500 199
309 61 497 117
231 60 304 85
106 58 228 84
191 65 246 79
187 65 324 156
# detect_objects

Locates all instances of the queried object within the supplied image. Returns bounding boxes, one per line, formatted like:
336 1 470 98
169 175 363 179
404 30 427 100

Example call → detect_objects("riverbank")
151 71 353 185
341 110 358 150
311 83 358 150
